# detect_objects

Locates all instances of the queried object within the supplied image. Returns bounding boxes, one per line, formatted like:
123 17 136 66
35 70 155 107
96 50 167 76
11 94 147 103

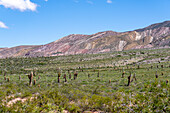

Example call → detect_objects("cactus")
74 72 78 80
137 65 140 69
127 72 132 86
97 71 99 77
109 79 111 84
88 73 90 78
58 73 61 83
155 71 158 78
166 80 169 85
131 73 137 82
33 79 36 85
161 64 164 68
28 72 33 86
122 71 125 78
161 72 164 76
69 73 71 79
7 77 10 82
64 74 67 82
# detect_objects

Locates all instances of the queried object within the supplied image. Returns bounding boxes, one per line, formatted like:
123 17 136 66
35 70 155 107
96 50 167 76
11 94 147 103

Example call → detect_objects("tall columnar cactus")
97 71 99 77
127 72 132 86
131 73 137 82
155 71 158 78
7 77 10 82
58 73 61 83
64 74 67 82
69 73 71 79
74 72 78 80
28 72 33 86
33 79 36 85
166 80 169 85
109 79 111 84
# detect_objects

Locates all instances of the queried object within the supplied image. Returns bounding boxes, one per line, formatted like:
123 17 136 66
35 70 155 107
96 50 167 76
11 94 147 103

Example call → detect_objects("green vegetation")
0 48 170 112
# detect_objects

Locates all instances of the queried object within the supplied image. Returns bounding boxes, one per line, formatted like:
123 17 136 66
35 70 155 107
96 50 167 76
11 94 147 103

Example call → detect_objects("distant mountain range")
0 21 170 58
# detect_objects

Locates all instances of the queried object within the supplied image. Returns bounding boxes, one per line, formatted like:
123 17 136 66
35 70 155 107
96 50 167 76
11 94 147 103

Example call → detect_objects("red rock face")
0 21 170 58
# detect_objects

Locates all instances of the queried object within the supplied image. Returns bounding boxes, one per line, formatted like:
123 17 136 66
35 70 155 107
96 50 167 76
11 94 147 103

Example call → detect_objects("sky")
0 0 170 48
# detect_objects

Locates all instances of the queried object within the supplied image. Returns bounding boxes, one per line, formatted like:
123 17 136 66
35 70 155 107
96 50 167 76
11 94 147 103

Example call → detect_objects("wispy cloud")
73 0 79 3
86 0 93 4
0 0 37 11
107 0 112 4
44 0 48 2
0 21 8 29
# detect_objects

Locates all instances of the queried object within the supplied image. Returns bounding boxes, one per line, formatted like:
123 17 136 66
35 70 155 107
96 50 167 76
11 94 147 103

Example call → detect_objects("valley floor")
0 48 169 112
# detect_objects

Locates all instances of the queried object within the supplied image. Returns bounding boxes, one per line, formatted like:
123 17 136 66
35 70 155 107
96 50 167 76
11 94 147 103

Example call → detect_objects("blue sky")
0 0 170 47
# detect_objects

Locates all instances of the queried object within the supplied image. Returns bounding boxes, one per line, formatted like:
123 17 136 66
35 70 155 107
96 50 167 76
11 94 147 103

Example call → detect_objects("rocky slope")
0 21 170 58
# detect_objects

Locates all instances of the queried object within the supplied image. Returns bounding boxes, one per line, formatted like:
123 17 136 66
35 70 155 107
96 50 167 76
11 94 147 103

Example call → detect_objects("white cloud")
0 21 8 29
107 0 112 4
0 0 37 11
44 0 48 2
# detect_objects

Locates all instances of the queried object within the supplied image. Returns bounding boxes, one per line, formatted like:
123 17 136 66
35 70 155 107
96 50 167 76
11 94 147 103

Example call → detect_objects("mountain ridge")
0 21 170 58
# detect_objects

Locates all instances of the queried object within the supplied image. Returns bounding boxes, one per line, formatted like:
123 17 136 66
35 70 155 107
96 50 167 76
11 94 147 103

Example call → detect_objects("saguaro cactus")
155 71 158 78
131 73 137 82
69 73 71 79
28 72 33 86
109 79 111 84
74 72 78 80
7 77 10 82
33 79 36 85
127 73 132 86
58 73 61 83
166 80 169 85
97 71 100 77
64 74 67 82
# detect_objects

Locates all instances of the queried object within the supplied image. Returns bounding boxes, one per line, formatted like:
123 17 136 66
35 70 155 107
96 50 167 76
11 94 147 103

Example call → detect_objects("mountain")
0 21 170 58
